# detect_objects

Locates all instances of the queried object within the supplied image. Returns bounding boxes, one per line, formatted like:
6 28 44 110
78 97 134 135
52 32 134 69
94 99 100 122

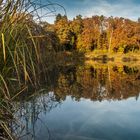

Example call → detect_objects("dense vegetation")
0 0 60 139
43 14 140 54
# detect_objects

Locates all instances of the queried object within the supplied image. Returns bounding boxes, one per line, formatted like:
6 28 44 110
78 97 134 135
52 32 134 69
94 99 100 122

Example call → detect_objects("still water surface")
14 62 140 140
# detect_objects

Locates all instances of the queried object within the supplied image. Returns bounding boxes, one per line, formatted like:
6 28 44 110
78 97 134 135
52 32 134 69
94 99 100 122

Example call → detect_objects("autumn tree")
52 14 140 53
77 18 98 52
70 15 83 48
54 14 74 50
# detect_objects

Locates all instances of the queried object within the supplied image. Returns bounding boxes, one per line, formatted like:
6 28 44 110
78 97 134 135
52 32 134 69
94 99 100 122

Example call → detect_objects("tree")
54 14 73 50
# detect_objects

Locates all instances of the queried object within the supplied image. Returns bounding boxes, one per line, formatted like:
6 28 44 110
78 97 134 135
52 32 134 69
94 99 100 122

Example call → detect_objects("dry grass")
0 0 66 139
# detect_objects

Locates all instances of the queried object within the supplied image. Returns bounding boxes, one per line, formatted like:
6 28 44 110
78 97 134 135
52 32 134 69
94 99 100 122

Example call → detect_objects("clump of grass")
0 0 66 139
0 0 59 94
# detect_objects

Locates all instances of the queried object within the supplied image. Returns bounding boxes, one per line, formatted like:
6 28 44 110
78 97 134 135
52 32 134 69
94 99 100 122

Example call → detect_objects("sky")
36 0 140 23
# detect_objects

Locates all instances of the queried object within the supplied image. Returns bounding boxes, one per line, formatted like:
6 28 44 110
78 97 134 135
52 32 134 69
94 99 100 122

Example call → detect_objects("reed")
0 0 64 139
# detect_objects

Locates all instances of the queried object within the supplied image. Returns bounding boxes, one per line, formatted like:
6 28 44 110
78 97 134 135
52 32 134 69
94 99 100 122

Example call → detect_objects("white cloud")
78 0 140 20
43 0 140 23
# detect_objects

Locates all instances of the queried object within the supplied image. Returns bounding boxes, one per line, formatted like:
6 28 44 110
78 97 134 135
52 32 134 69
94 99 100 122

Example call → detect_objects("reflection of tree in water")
5 63 140 139
53 64 140 101
31 63 140 102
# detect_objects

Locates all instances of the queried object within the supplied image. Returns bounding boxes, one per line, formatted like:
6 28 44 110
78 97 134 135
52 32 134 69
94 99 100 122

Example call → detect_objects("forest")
42 14 140 54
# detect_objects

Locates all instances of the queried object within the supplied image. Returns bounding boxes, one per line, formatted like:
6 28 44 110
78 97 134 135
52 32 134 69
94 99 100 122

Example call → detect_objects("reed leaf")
1 33 6 63
0 74 10 99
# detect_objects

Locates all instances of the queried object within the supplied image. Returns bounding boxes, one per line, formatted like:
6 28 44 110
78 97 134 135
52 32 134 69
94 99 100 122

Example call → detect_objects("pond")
13 62 140 140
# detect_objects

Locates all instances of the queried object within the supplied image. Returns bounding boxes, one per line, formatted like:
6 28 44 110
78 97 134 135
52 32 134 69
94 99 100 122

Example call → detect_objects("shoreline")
85 52 140 63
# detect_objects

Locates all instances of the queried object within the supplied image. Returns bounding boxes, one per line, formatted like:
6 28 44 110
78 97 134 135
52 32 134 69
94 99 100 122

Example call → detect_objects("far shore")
85 52 140 63
44 51 140 67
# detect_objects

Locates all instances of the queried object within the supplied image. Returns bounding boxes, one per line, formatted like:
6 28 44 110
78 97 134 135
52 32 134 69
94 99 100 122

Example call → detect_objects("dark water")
14 62 140 140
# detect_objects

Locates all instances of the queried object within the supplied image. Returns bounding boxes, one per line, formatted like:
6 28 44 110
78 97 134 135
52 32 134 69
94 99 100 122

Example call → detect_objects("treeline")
42 14 140 53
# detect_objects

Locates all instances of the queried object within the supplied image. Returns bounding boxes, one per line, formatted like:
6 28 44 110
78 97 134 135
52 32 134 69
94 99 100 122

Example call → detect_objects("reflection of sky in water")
23 95 140 140
18 64 140 140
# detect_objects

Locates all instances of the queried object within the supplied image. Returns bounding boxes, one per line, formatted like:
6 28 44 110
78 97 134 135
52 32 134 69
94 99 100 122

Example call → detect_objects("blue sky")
36 0 140 23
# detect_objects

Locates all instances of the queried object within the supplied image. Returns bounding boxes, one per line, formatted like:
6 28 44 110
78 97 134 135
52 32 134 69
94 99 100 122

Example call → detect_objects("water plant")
0 0 66 139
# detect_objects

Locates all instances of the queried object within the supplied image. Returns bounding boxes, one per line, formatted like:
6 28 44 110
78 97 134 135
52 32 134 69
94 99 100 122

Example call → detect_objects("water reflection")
13 62 140 139
51 63 140 101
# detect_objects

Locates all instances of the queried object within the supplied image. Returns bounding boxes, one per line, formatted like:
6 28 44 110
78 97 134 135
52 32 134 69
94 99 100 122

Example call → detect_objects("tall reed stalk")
0 0 65 139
